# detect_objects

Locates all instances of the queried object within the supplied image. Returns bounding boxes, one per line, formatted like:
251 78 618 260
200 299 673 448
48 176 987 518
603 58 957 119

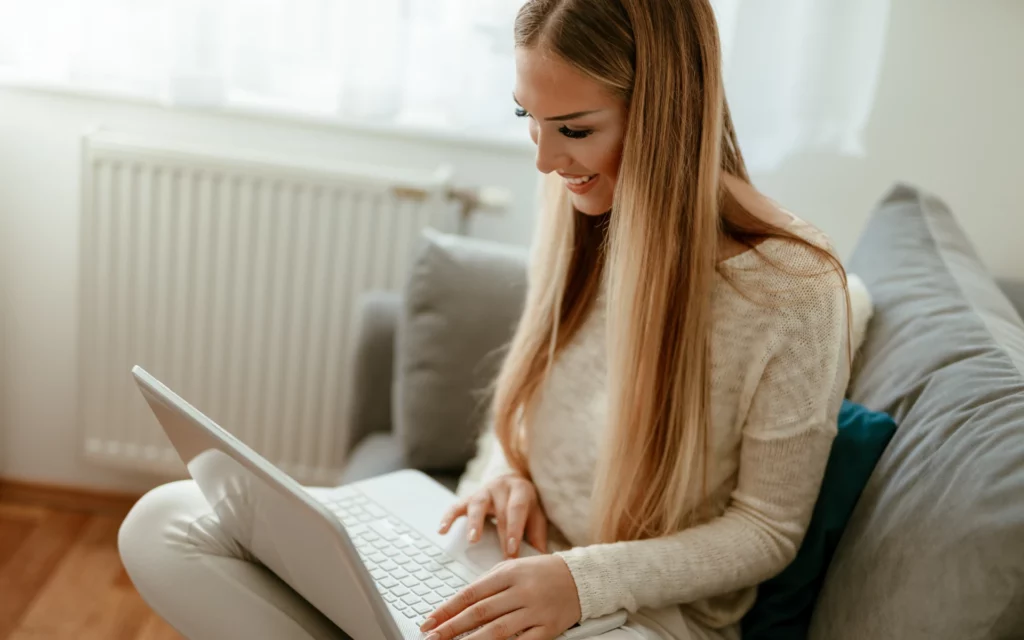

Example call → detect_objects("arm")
479 432 519 482
555 274 850 620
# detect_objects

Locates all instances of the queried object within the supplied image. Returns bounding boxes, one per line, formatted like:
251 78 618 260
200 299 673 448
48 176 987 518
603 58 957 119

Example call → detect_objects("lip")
560 173 599 196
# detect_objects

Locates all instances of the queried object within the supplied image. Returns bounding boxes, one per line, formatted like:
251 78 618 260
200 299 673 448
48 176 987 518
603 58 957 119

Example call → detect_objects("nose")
534 130 571 175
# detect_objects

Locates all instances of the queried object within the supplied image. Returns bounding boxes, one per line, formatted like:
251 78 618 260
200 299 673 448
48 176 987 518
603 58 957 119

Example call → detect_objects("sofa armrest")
997 278 1024 320
341 291 401 462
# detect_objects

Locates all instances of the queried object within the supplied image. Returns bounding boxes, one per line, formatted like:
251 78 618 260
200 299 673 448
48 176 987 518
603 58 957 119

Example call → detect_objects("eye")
515 107 530 118
559 126 592 140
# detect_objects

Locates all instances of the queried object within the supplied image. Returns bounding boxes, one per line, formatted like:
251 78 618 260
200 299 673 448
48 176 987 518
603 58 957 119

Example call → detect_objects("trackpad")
462 526 509 570
444 519 532 572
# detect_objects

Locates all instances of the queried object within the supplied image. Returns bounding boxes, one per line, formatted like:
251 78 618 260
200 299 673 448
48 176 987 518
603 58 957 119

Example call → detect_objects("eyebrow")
513 94 603 122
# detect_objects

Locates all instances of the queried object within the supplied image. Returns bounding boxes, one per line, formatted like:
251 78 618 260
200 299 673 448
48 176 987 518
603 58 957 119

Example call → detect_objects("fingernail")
507 537 517 556
420 617 437 632
437 521 446 534
468 527 478 542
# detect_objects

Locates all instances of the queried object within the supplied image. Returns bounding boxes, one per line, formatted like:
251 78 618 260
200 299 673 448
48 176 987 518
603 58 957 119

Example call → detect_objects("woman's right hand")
437 473 548 559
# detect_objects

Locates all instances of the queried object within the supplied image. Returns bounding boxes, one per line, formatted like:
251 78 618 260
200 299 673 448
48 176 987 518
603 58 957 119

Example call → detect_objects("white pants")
119 480 733 640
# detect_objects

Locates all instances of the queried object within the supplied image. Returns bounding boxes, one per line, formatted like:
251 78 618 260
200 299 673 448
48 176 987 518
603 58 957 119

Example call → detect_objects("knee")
119 480 201 583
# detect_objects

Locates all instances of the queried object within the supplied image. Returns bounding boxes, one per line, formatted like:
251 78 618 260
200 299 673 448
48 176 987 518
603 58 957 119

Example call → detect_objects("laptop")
132 366 628 640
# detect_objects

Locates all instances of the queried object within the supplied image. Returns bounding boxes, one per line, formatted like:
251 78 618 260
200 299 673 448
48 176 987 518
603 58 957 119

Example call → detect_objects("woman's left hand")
420 555 581 640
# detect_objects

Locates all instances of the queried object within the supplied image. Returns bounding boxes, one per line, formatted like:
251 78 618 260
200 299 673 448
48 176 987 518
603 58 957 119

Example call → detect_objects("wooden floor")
0 482 183 640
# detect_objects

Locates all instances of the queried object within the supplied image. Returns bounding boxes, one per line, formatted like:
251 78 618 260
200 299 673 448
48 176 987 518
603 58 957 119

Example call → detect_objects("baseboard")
0 478 143 516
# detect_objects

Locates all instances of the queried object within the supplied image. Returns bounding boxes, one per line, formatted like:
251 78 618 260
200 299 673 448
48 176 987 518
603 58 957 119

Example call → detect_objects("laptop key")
380 577 399 588
379 561 399 572
370 521 399 541
371 569 387 580
400 576 419 588
384 593 397 603
391 586 409 597
425 577 443 589
424 593 443 605
438 585 455 598
413 602 433 615
403 608 419 619
412 585 430 596
414 570 432 581
346 524 369 537
401 593 421 606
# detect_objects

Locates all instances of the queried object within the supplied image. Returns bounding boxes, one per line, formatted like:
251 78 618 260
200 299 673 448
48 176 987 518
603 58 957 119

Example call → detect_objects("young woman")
119 1 850 639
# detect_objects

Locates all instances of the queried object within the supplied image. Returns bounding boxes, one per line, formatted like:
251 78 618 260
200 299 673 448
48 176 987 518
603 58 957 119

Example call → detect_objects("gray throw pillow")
393 229 528 472
809 185 1024 639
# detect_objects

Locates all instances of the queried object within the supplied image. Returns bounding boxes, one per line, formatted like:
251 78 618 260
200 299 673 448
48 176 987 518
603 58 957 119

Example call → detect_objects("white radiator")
77 131 461 485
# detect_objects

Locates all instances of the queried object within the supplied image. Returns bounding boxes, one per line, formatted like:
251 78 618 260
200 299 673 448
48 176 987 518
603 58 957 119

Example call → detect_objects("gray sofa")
339 184 1024 639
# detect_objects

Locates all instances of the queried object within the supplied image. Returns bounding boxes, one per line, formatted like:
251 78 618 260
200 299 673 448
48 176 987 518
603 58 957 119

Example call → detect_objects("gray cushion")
343 292 400 458
340 433 460 491
810 185 1024 639
340 432 406 484
393 229 528 472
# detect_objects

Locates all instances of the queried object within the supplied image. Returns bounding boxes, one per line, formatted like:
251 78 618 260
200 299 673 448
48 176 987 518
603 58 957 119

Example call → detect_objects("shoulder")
718 218 848 339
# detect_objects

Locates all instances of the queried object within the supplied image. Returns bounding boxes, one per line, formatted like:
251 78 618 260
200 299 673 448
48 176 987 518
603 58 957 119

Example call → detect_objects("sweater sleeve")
555 270 850 620
478 431 519 484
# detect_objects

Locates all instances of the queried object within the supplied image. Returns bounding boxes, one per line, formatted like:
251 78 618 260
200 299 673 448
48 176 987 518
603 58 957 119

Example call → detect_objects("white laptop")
132 366 627 640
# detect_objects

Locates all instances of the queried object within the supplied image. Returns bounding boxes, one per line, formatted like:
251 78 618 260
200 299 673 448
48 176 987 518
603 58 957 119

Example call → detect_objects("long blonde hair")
492 0 847 544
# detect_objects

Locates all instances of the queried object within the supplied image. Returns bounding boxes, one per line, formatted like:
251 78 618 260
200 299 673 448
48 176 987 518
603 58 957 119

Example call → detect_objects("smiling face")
514 47 628 216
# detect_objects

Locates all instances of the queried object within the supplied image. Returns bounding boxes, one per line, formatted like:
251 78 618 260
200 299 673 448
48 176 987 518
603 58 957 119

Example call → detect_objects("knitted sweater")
480 219 850 638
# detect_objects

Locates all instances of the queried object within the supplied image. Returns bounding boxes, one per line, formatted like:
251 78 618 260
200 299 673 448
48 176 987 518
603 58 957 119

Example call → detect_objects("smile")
561 173 599 195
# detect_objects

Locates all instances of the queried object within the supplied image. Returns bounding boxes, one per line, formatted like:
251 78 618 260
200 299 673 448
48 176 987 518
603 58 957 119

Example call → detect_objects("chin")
571 195 613 216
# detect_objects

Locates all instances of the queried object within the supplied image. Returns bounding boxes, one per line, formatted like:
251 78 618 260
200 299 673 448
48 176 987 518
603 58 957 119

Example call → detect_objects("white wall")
1 0 1022 493
753 0 1024 278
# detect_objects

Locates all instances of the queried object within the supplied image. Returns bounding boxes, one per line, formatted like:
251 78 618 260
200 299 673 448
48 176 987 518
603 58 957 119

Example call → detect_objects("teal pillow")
741 401 897 639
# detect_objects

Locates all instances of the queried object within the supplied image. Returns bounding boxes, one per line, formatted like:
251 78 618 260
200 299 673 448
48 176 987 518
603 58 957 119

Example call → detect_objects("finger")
461 609 535 640
524 503 548 553
422 565 512 633
503 483 534 557
508 626 550 640
489 483 511 550
438 501 468 534
465 492 492 544
430 589 519 640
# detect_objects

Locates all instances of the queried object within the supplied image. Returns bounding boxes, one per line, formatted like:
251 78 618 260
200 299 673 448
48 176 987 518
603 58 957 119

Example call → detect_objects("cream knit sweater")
479 219 850 639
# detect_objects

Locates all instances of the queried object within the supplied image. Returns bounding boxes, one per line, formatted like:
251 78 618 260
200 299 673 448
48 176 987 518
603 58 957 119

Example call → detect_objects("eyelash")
515 108 593 140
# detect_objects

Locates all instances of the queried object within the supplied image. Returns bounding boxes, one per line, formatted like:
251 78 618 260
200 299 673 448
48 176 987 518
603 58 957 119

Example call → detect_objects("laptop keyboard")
321 490 471 624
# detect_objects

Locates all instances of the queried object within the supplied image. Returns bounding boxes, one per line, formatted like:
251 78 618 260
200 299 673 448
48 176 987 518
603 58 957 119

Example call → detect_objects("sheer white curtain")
714 0 890 171
0 0 888 166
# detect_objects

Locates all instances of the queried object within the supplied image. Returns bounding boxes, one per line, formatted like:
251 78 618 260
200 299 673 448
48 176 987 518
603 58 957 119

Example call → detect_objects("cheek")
595 142 622 193
608 142 624 177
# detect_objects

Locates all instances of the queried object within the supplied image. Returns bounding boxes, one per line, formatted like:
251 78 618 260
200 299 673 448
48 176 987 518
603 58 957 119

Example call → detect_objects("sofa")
339 184 1024 639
